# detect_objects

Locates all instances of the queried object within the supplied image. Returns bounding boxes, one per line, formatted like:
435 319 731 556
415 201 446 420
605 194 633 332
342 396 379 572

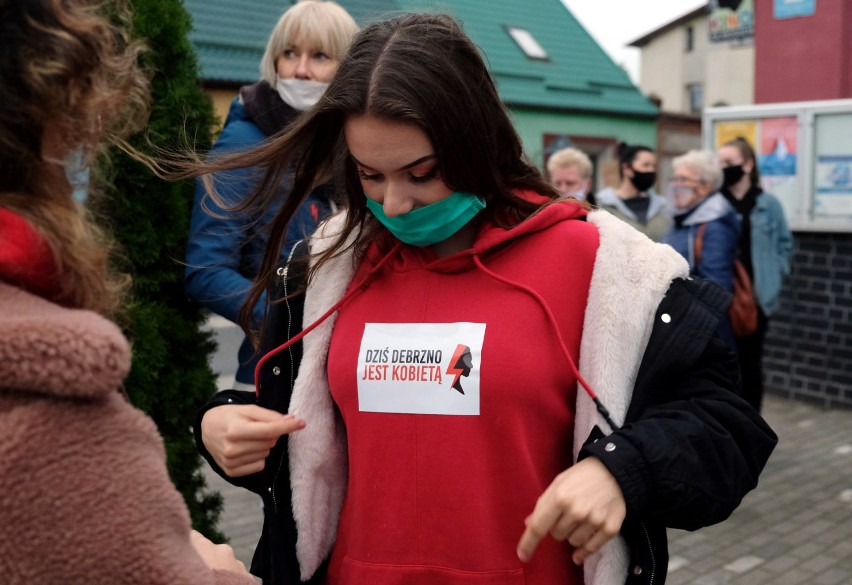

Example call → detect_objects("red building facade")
755 0 852 103
747 0 852 407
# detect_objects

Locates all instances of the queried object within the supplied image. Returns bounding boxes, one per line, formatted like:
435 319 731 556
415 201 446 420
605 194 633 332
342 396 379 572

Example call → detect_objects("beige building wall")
637 14 754 115
706 42 754 107
638 25 688 112
682 16 709 90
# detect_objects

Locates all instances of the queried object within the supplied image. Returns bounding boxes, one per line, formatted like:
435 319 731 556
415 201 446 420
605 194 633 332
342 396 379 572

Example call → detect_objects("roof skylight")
506 26 549 61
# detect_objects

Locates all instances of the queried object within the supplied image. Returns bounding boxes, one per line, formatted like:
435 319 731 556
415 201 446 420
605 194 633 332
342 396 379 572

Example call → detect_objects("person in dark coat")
718 137 793 411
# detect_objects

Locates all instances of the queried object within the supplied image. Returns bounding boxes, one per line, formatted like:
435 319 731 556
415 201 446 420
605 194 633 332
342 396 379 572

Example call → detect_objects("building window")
687 83 704 114
685 25 694 52
505 26 549 61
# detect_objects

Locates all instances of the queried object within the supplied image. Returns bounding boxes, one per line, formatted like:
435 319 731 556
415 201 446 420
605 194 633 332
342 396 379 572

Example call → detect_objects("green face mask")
365 191 486 247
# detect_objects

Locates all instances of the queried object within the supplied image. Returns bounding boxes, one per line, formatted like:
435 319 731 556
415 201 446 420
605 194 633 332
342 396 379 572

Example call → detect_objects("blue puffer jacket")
662 192 740 347
185 92 332 385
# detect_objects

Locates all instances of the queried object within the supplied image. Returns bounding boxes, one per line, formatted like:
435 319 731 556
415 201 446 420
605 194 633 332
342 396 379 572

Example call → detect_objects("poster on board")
774 0 816 19
709 0 755 42
815 155 852 218
715 120 757 148
759 117 798 216
713 116 798 217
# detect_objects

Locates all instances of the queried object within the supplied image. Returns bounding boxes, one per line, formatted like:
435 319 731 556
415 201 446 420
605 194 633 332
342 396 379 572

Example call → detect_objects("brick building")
766 234 852 406
754 0 852 407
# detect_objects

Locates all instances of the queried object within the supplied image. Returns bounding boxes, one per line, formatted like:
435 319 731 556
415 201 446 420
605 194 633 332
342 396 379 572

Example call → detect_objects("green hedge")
99 0 224 540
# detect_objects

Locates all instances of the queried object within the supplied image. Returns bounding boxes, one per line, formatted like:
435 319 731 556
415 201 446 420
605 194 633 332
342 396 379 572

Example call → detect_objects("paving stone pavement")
203 393 852 583
666 395 852 585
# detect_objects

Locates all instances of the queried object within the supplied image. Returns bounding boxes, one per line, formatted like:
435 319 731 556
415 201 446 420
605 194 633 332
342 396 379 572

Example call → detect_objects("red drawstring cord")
252 239 618 432
472 256 619 432
253 241 405 395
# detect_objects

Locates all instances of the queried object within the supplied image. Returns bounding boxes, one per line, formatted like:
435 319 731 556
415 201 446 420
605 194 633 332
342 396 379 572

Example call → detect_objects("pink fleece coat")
0 281 253 585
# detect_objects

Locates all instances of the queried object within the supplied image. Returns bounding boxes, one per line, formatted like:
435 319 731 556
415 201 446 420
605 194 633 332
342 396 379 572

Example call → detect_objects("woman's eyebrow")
350 154 437 172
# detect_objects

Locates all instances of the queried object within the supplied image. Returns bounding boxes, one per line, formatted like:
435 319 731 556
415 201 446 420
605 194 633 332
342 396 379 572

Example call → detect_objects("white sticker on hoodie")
357 322 486 415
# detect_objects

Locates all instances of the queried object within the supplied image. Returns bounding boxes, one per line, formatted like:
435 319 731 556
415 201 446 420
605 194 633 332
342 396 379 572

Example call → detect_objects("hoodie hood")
365 192 587 274
254 192 588 388
595 187 668 222
276 203 690 583
0 209 130 400
0 208 64 302
675 192 737 226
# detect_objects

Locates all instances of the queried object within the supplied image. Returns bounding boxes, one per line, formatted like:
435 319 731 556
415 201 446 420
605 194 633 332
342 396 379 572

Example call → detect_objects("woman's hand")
517 457 626 566
200 404 306 477
190 530 249 574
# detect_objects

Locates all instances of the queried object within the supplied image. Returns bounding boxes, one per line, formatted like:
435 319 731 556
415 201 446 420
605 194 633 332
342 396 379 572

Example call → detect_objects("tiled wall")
764 232 852 407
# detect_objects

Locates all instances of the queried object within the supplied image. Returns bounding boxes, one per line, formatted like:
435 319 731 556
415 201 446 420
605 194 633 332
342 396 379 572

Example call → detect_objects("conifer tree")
97 0 224 539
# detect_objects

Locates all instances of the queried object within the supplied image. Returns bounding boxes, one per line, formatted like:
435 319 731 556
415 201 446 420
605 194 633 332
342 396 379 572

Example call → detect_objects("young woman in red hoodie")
193 13 777 585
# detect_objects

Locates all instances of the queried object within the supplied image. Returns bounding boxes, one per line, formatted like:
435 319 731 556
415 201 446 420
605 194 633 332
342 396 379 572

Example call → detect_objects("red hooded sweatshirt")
325 196 599 585
0 208 65 301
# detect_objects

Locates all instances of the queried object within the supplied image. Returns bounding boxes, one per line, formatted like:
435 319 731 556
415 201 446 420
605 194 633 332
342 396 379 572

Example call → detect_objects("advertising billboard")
709 0 755 42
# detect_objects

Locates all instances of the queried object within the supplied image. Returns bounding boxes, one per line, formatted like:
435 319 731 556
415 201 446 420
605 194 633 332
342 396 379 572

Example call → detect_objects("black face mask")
629 169 657 192
722 165 746 188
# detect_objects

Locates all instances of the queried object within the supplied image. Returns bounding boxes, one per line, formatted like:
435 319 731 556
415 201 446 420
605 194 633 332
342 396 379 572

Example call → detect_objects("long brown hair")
184 13 559 337
0 0 149 317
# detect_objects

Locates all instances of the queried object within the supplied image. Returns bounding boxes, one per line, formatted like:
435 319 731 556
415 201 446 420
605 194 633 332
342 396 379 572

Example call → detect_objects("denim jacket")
748 192 793 316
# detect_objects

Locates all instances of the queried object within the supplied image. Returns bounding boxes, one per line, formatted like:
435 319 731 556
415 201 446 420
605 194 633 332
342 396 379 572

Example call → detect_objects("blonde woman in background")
185 0 359 390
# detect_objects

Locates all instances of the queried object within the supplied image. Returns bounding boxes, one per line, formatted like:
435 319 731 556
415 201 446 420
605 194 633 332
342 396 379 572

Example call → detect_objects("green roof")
184 0 657 117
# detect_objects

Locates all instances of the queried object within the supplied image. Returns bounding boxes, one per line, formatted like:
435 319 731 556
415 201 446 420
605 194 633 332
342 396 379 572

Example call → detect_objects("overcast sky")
560 0 706 83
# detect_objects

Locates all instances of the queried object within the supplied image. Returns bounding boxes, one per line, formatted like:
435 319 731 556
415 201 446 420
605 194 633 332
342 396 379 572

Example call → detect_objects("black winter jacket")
195 244 777 585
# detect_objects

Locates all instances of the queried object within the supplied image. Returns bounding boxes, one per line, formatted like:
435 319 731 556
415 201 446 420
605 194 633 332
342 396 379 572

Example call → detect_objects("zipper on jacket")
270 244 299 517
640 522 656 584
271 447 287 517
269 290 291 518
282 245 297 399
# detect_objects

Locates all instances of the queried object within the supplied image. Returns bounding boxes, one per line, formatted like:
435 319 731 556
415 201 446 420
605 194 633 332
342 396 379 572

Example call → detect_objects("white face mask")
64 148 90 204
667 184 700 211
275 77 329 111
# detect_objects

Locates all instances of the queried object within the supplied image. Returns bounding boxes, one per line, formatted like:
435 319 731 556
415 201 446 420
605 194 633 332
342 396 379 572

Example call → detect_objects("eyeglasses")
668 176 700 185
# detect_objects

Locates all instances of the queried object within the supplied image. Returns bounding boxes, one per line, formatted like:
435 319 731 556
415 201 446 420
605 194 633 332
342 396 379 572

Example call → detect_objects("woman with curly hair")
0 1 254 583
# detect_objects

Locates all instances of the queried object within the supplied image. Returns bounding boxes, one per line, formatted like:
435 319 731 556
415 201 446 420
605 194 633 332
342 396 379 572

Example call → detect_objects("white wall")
638 26 687 112
637 15 754 115
706 41 755 107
